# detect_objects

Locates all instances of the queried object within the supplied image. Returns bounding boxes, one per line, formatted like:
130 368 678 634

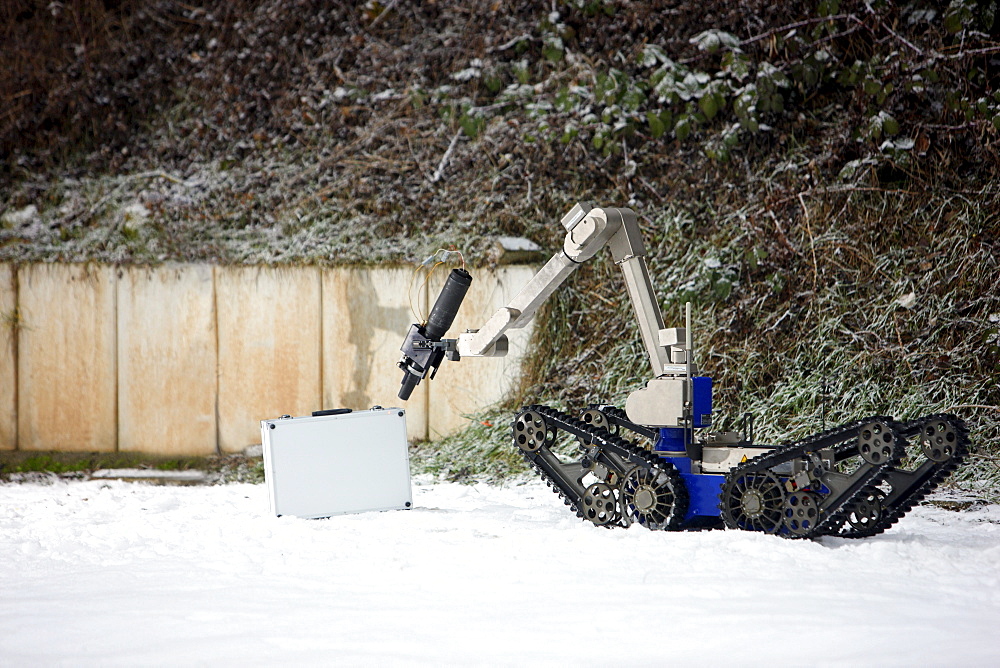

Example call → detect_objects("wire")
408 248 468 323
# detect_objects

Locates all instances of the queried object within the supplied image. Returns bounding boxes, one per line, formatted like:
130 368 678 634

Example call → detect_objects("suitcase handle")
311 408 353 417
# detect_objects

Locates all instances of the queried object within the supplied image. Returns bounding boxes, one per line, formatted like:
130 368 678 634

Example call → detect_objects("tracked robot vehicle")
397 203 969 538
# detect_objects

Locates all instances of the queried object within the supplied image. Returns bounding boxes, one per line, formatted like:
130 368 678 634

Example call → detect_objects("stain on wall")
216 266 322 453
2 262 534 453
323 267 428 440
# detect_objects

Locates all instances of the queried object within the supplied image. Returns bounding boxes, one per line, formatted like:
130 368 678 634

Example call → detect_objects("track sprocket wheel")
581 482 619 526
621 465 683 530
783 491 822 536
844 488 885 536
513 410 553 453
920 419 959 462
858 420 899 465
580 408 615 434
721 470 786 533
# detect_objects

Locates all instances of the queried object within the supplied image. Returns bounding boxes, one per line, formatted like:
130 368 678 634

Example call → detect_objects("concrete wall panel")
118 265 216 455
0 264 15 450
322 267 428 441
217 266 321 453
7 262 540 453
18 264 117 452
427 266 537 439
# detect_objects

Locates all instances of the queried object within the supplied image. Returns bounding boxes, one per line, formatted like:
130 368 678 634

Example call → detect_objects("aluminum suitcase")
261 407 412 518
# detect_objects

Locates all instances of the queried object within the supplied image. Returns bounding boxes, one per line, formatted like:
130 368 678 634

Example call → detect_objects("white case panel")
261 408 412 518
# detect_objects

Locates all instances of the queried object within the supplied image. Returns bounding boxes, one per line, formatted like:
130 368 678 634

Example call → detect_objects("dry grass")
2 1 997 492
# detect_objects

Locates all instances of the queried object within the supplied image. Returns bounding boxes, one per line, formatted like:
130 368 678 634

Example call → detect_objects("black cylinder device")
398 268 473 400
425 268 472 340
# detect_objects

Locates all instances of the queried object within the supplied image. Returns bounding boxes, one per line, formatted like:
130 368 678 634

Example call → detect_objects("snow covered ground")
2 477 999 666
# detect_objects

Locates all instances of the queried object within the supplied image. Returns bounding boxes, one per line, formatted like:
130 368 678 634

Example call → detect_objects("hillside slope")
2 1 998 488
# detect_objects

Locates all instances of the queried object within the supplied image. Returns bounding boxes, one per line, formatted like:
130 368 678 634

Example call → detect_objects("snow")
1 204 38 227
2 478 999 666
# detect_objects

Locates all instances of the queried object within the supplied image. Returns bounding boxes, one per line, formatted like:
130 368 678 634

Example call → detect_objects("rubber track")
517 407 969 539
720 416 901 538
514 405 688 530
829 414 970 538
591 405 659 442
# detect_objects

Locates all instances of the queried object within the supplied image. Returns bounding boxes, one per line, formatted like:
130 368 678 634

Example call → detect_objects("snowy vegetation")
1 1 997 491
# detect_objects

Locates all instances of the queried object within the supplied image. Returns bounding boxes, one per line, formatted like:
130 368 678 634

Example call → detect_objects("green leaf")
514 61 530 85
699 93 719 120
713 277 732 299
595 72 619 105
721 51 751 82
863 79 882 96
868 114 884 139
647 112 666 139
838 68 859 86
734 88 755 119
621 86 646 112
768 271 785 294
758 62 790 88
796 63 819 88
484 74 503 94
675 115 692 141
746 246 768 269
555 87 573 112
542 36 564 63
640 44 673 68
818 0 840 17
944 10 965 33
561 124 579 144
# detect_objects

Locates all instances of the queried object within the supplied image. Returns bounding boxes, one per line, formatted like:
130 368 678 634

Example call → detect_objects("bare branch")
431 131 462 184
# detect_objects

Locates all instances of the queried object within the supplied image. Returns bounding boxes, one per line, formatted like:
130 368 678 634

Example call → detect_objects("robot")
397 204 969 538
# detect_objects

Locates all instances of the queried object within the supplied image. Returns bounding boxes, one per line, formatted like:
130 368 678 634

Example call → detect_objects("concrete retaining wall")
1 264 14 451
17 264 118 452
322 267 430 442
0 262 535 454
118 264 217 456
427 266 535 438
217 266 322 454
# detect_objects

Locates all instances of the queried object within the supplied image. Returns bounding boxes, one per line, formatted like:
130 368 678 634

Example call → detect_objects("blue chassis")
652 377 726 523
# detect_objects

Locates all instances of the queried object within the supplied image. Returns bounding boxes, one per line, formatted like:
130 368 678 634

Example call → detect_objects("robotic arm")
397 203 697 428
455 203 690 374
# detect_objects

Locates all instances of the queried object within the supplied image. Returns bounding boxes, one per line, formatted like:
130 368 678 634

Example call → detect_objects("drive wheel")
721 470 786 533
622 464 686 531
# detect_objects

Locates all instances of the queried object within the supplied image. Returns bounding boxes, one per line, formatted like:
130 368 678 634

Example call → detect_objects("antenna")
685 301 694 449
685 301 693 371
